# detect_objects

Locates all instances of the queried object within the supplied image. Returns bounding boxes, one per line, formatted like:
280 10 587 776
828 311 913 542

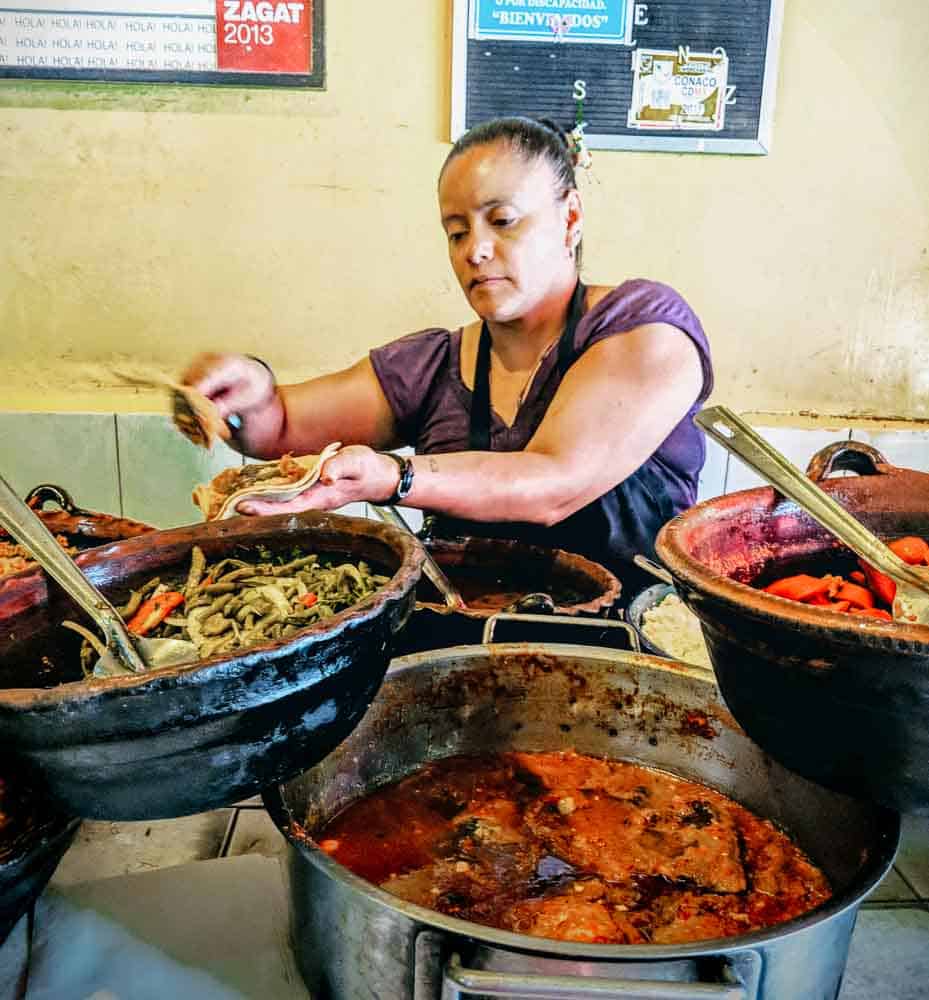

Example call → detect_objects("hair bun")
535 117 571 150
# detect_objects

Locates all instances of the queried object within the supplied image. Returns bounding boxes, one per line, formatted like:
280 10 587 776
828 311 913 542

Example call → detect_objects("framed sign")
0 0 324 86
452 0 784 154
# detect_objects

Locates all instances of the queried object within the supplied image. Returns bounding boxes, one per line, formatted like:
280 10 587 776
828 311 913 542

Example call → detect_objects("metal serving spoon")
695 406 929 625
0 472 197 676
369 505 467 610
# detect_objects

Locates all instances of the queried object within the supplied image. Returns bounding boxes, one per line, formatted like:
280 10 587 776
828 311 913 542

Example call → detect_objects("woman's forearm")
402 450 588 526
228 360 401 460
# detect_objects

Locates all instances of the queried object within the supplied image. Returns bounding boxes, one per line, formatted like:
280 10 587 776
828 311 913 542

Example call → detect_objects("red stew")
0 772 40 860
315 751 832 945
419 568 587 612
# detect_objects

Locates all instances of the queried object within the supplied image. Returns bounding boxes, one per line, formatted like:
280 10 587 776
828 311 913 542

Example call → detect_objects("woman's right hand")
181 353 277 423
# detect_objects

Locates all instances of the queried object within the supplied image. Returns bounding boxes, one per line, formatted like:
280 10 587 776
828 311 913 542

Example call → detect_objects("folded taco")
192 442 342 520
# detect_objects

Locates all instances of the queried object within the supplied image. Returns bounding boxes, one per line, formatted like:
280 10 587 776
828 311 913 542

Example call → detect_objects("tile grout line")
218 809 240 859
893 864 925 904
860 899 929 910
113 413 125 518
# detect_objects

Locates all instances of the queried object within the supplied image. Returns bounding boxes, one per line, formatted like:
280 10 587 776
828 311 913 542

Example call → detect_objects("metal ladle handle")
634 554 674 585
0 472 147 672
443 952 747 999
482 612 640 651
695 406 929 596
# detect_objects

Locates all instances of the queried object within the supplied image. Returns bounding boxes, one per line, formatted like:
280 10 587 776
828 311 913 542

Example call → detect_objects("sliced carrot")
764 574 833 603
858 560 896 607
888 536 929 566
127 591 185 636
834 581 875 610
849 570 867 585
300 592 318 608
850 607 893 621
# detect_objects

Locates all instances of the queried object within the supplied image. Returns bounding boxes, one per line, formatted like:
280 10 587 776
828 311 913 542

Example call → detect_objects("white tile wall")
722 426 852 494
848 430 929 473
0 410 376 529
4 413 925 534
0 412 120 514
117 414 244 529
696 438 728 502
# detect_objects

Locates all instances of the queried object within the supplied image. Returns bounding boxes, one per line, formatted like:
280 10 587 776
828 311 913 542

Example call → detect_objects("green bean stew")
66 545 389 677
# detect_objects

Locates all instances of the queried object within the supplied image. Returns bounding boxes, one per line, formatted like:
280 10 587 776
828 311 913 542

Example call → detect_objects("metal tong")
369 505 467 610
696 406 929 624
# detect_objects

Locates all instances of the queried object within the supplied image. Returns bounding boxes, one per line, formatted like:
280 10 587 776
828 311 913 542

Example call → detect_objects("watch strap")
382 453 414 504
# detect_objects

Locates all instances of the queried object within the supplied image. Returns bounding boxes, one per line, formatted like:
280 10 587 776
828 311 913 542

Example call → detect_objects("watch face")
398 459 414 500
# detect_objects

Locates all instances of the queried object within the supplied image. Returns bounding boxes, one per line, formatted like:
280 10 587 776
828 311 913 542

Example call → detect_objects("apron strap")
469 279 587 452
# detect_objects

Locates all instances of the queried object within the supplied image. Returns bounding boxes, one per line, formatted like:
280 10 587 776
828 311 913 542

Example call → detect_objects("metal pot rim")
416 538 622 619
0 510 425 708
272 643 899 962
656 486 929 650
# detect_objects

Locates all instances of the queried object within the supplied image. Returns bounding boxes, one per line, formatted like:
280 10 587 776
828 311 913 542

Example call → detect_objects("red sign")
215 0 312 74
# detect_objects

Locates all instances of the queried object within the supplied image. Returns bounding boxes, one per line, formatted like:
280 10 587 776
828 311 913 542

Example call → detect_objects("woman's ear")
564 188 584 251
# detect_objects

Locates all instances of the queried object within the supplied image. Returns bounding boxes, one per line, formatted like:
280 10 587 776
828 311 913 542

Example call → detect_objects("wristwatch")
382 453 414 504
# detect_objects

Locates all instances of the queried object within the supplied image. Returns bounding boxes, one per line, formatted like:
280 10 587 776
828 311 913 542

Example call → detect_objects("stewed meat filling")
316 751 831 945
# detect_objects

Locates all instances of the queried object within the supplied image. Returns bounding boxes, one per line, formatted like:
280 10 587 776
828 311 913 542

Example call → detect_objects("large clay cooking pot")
0 484 154 580
656 440 929 814
396 536 621 655
0 511 424 820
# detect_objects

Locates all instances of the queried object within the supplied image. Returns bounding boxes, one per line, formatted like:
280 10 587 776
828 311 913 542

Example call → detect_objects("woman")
181 117 712 589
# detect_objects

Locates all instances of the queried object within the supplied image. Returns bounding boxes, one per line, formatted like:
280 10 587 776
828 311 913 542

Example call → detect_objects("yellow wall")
1 2 927 420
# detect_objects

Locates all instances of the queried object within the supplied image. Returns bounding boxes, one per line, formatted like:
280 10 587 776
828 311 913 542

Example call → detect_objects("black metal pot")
0 511 424 820
656 440 929 815
625 583 676 657
395 536 621 655
265 645 898 1000
0 768 79 944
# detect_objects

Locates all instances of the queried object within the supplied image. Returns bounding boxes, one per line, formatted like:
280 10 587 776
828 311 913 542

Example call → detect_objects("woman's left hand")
236 446 401 516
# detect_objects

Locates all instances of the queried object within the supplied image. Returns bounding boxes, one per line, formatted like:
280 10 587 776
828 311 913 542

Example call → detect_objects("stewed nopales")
65 545 389 677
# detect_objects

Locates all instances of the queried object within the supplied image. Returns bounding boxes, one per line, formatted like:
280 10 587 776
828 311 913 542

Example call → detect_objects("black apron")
427 280 677 597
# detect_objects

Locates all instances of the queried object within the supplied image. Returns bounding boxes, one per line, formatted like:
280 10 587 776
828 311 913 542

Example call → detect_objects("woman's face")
438 140 581 323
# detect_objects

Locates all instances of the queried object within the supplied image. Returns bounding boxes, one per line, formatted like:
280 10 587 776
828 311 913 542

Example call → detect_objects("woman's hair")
440 116 582 265
441 116 577 196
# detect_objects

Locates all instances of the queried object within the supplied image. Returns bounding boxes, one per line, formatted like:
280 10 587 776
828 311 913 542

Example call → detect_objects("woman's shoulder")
584 279 703 333
370 326 457 376
372 325 456 353
369 326 459 433
578 278 712 396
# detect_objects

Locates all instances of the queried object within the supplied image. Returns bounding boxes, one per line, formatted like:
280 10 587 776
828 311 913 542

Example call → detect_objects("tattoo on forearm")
428 457 440 474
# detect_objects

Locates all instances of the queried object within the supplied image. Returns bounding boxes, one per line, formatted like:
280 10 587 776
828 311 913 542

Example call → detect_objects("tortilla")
111 371 229 449
171 385 229 449
192 442 342 520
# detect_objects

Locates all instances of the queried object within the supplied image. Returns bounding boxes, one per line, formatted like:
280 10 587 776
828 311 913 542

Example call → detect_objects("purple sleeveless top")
370 279 712 585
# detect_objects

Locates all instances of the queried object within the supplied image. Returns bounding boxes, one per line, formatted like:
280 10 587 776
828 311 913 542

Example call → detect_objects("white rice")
641 593 712 669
